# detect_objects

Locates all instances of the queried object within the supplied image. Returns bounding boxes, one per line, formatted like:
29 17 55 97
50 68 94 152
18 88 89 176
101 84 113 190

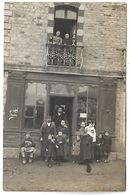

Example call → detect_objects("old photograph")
3 1 126 191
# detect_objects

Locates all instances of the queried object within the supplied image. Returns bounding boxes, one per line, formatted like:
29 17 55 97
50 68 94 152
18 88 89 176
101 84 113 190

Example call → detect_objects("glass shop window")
53 5 78 45
77 86 97 130
24 83 47 129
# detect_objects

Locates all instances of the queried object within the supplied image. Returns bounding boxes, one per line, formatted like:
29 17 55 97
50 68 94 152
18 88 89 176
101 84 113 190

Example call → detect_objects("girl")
57 120 69 159
95 133 104 162
55 131 65 165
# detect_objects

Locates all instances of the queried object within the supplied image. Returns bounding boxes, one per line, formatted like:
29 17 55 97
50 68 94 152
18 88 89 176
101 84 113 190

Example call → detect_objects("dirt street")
3 159 125 191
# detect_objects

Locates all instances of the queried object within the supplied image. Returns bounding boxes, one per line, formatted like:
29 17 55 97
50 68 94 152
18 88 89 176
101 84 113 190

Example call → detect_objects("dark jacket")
103 135 112 153
80 134 94 162
95 137 104 158
40 122 56 158
55 135 65 157
41 122 56 139
53 112 67 128
57 125 69 138
45 138 56 159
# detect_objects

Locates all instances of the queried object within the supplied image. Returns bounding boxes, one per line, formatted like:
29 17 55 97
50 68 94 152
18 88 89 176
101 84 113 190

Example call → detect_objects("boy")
103 131 112 163
45 134 56 168
20 133 36 164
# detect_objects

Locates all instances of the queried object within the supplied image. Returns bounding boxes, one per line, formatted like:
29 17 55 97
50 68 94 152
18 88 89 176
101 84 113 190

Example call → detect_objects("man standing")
40 117 56 160
52 106 67 128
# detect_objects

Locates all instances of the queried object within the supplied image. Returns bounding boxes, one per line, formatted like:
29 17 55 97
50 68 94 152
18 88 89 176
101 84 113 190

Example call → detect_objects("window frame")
54 5 78 20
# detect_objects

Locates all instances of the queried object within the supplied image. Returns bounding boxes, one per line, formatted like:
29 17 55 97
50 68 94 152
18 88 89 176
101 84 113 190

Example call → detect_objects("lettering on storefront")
9 106 18 120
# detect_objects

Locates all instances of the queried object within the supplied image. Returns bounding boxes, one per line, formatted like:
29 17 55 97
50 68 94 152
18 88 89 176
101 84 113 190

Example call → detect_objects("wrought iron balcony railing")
46 43 83 67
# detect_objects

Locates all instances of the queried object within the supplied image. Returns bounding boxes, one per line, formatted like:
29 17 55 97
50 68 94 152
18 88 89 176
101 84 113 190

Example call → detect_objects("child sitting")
45 134 56 168
55 131 65 165
72 135 80 163
95 133 104 162
20 133 36 164
103 131 112 163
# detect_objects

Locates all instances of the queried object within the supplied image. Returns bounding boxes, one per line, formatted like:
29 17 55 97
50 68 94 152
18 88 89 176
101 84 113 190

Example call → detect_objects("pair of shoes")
28 158 33 163
104 160 109 163
86 164 92 173
22 159 27 164
48 164 52 168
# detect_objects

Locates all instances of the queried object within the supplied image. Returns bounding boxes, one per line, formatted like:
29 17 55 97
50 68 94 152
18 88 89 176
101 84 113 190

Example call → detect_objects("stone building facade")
4 2 126 159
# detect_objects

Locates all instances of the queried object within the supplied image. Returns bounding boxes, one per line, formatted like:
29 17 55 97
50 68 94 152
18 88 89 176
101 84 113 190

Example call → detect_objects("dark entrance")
49 96 74 148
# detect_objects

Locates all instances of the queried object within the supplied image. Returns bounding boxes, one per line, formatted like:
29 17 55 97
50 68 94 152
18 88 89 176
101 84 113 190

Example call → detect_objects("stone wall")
115 78 126 160
3 71 8 113
4 2 126 74
82 3 126 73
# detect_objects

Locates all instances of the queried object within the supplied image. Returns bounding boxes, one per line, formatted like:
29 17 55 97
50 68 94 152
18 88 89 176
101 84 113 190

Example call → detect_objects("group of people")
20 106 69 167
49 30 76 45
47 30 76 66
72 121 112 172
20 106 112 173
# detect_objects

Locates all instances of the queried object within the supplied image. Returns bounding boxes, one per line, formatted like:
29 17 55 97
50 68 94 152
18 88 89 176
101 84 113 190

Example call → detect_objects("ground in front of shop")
3 158 125 191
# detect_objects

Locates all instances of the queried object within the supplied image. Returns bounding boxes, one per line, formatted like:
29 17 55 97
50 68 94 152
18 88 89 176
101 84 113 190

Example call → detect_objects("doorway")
49 96 74 146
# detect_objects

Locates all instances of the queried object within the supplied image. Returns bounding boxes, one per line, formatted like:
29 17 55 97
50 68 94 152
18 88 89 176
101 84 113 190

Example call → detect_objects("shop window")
24 83 47 129
77 86 97 129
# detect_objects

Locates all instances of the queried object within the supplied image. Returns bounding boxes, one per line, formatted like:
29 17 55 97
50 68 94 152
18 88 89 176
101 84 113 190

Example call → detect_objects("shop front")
4 71 116 157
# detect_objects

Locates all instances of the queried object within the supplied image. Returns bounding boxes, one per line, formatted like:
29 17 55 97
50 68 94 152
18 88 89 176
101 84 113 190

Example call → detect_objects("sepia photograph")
3 0 126 192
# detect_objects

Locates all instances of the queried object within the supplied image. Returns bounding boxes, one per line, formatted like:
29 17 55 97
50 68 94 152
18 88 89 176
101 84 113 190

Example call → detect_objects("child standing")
45 134 56 168
57 120 69 159
72 135 80 163
103 131 112 163
95 133 104 162
55 131 65 165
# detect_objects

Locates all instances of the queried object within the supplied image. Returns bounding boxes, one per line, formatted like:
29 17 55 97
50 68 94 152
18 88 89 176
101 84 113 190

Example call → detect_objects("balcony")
46 43 83 68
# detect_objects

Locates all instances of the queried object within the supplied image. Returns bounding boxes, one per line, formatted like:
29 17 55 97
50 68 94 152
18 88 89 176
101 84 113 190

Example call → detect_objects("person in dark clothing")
55 131 65 165
57 120 69 159
53 106 67 128
79 128 95 173
63 33 72 45
103 131 112 163
45 134 56 168
20 133 36 164
95 133 104 162
40 117 56 160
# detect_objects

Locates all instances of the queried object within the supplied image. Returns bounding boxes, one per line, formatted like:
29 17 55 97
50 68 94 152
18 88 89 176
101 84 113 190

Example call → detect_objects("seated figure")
20 133 36 164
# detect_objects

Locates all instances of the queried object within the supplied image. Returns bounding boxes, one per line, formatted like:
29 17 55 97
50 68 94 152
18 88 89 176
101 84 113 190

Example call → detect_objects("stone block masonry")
4 2 126 74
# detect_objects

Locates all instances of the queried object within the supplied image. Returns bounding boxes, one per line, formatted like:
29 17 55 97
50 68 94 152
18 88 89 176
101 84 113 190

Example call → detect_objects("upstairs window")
54 5 78 45
47 5 83 67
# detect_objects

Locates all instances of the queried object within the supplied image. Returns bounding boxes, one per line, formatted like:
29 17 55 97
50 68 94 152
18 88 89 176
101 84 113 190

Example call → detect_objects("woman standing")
79 122 96 173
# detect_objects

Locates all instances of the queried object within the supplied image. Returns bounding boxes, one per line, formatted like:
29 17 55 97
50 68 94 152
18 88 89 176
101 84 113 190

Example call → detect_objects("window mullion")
65 9 67 19
33 106 36 129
